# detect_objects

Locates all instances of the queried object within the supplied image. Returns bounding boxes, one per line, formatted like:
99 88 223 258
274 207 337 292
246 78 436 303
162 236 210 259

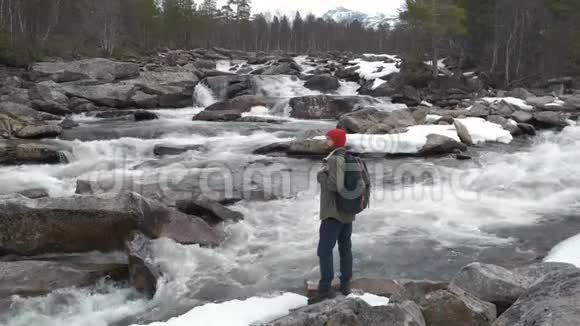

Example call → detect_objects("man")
310 128 356 304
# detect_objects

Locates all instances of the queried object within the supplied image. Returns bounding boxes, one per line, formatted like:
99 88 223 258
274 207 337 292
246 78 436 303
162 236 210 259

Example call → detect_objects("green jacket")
317 148 356 224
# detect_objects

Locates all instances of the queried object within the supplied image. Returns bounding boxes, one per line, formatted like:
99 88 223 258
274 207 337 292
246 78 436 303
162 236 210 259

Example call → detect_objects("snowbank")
348 56 400 80
345 125 459 154
134 293 307 326
544 233 580 268
348 293 390 306
456 117 513 144
482 97 534 111
425 114 442 123
372 78 387 90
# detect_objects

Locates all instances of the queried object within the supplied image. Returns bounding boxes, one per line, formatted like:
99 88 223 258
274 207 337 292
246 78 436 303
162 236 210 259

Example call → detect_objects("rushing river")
2 75 580 326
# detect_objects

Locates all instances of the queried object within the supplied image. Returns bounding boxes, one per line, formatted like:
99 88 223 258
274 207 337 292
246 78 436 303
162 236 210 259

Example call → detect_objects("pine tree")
199 0 217 17
236 0 251 21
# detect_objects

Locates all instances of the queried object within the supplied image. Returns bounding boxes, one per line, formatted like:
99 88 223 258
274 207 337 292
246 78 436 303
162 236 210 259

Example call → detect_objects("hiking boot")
307 290 336 305
340 282 351 296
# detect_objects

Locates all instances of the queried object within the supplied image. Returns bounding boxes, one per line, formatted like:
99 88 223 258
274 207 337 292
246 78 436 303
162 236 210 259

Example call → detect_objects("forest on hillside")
0 0 579 86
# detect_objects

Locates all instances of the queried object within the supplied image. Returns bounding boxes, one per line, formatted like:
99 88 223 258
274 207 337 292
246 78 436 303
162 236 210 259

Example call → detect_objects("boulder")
526 96 556 110
454 120 473 145
252 142 291 155
176 195 243 225
419 134 467 156
465 103 490 118
31 100 72 116
28 81 69 106
507 88 534 100
493 268 580 326
192 110 241 121
422 286 496 326
532 111 570 129
390 85 422 107
134 111 159 122
335 66 360 82
289 95 380 120
261 62 302 75
511 111 533 123
15 124 62 139
486 115 520 135
0 114 23 139
0 261 128 298
0 192 225 256
32 58 140 83
266 298 426 326
517 123 536 136
126 231 161 298
60 83 137 108
18 188 49 199
134 83 192 108
0 102 60 122
68 97 98 113
338 108 419 134
131 91 158 109
392 279 450 304
153 144 206 156
451 263 525 315
561 95 580 110
95 110 136 119
490 100 516 117
192 59 217 70
0 143 67 165
287 139 331 156
304 75 340 92
204 95 272 113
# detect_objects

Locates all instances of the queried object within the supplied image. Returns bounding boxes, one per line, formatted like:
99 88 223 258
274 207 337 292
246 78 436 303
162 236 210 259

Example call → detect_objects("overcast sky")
216 0 406 16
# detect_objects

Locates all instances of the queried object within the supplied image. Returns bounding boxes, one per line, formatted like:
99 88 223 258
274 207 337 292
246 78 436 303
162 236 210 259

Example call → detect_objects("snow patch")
348 293 390 307
424 59 446 69
372 78 387 90
133 293 307 326
420 101 434 107
482 97 534 111
426 114 442 123
456 118 513 144
545 233 580 268
347 56 400 80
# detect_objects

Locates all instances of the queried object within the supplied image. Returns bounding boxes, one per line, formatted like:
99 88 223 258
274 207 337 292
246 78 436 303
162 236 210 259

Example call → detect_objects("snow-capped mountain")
323 7 398 29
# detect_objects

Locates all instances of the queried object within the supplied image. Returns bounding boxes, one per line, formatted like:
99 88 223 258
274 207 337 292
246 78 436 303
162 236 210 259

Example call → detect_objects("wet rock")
532 111 570 129
60 83 137 108
506 88 534 100
31 100 72 116
511 111 533 123
287 139 331 156
252 142 291 155
517 123 536 136
390 85 422 107
153 144 206 156
454 120 473 145
126 231 160 299
0 142 66 165
261 62 302 75
68 97 98 113
0 192 224 256
134 111 159 122
419 134 467 156
335 66 360 82
266 298 426 326
465 103 490 118
338 108 418 134
18 188 49 199
526 96 556 110
94 110 135 119
15 124 62 139
490 100 516 117
422 286 496 326
192 59 216 70
176 194 244 225
59 117 79 129
0 261 128 298
289 95 380 120
238 116 284 124
0 102 60 122
304 75 340 92
204 95 272 113
561 95 580 110
131 91 158 109
32 58 139 83
390 279 450 304
192 110 241 121
493 268 580 326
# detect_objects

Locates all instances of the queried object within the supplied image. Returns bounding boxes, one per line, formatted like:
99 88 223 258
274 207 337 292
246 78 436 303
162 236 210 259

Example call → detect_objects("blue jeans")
317 218 353 293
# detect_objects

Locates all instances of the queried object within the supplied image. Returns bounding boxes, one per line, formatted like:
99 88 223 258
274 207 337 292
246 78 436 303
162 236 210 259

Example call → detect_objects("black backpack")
336 152 371 214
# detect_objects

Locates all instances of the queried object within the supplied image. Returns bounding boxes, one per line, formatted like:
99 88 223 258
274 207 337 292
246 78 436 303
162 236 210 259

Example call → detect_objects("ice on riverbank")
545 233 580 267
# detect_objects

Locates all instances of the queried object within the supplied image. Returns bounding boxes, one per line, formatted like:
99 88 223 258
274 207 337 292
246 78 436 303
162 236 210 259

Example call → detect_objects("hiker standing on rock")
310 128 371 305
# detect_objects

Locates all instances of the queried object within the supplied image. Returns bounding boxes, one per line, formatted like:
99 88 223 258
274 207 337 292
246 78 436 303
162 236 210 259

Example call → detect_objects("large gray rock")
126 231 161 299
493 268 580 326
304 75 340 92
15 124 62 139
153 144 206 156
0 192 224 256
506 88 534 100
526 96 556 110
511 111 533 123
266 298 426 326
532 111 570 129
561 95 580 110
290 96 380 120
60 83 137 108
261 62 302 75
28 80 69 105
204 95 272 113
419 134 467 156
338 108 419 134
0 142 67 165
0 102 60 122
0 261 128 298
32 58 139 83
287 139 331 156
454 120 473 145
422 286 496 326
176 195 244 225
31 99 72 116
131 91 158 109
192 110 241 121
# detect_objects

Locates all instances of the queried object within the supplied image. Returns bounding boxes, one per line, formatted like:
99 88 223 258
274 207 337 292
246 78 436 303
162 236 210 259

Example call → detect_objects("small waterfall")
57 151 73 164
192 83 218 108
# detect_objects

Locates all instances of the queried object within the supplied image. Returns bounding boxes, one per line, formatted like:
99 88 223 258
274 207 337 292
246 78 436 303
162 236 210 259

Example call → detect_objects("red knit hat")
326 128 347 148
